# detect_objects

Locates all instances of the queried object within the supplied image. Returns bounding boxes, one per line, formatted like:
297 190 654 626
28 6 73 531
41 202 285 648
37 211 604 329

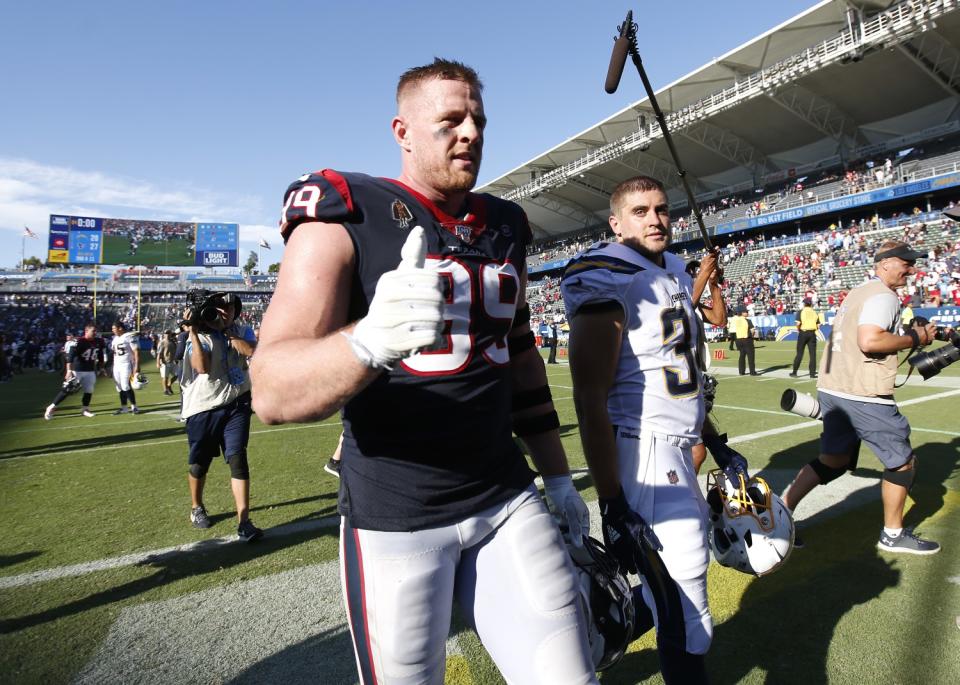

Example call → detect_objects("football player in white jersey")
562 176 733 683
110 321 141 415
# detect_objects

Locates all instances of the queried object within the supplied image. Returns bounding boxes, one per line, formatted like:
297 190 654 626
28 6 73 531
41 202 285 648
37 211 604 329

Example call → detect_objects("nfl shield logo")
667 470 679 485
454 224 472 243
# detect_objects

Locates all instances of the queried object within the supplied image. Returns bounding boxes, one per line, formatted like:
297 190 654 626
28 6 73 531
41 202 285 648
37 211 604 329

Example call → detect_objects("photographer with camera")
180 290 262 542
782 240 940 555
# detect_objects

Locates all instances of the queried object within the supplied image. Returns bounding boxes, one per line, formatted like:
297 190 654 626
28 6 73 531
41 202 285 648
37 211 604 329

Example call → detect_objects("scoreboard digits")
47 215 239 267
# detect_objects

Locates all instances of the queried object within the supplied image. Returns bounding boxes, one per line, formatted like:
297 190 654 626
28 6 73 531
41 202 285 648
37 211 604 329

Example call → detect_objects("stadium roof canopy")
477 0 960 241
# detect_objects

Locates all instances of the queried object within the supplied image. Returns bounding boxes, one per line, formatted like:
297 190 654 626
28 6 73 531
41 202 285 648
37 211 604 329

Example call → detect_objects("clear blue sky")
0 0 815 269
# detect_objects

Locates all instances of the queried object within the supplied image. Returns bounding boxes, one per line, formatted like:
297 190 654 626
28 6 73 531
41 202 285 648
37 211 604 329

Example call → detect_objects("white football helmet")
130 373 148 390
567 536 635 671
706 469 794 576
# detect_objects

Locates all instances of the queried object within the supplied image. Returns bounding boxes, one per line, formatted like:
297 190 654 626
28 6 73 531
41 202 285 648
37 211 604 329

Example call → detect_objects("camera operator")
782 240 940 555
180 291 262 542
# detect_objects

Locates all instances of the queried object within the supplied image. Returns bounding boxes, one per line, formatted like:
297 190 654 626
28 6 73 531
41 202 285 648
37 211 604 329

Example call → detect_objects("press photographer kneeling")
181 289 262 541
780 240 941 555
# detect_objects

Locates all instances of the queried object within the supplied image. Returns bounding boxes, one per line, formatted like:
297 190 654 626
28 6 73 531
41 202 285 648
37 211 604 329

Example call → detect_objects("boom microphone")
601 9 714 251
604 10 632 94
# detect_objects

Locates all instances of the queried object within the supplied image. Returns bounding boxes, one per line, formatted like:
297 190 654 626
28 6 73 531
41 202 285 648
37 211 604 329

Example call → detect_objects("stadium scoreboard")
195 223 239 267
47 214 239 267
48 215 103 264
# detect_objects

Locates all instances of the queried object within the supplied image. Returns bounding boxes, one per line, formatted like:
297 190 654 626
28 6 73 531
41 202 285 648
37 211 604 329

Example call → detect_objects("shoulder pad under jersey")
279 169 357 241
560 247 646 318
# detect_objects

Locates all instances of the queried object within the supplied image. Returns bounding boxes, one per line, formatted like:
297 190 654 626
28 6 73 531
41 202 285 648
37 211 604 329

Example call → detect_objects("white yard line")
6 414 180 435
1 419 344 462
3 388 956 589
0 517 341 590
713 403 796 416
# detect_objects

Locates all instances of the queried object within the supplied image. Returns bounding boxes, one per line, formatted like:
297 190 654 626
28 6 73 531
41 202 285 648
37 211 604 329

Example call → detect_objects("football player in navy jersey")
45 323 104 420
252 59 598 685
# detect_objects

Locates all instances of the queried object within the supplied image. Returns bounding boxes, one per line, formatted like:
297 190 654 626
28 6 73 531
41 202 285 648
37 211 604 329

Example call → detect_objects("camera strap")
215 330 246 386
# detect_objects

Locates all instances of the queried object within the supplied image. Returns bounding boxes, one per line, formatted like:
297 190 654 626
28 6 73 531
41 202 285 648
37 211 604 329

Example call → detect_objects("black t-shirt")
282 170 535 531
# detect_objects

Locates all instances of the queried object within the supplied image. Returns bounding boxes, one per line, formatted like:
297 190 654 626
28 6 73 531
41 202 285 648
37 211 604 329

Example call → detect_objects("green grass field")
102 235 195 267
1 341 958 684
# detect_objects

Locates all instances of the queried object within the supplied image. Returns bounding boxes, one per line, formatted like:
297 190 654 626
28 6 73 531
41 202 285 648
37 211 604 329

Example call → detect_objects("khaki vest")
819 280 899 398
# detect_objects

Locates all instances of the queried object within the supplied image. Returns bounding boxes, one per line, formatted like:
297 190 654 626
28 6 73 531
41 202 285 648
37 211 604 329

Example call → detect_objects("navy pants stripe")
341 518 379 685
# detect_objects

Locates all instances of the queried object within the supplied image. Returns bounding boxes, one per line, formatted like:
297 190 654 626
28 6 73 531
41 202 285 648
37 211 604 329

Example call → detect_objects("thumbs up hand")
347 227 444 369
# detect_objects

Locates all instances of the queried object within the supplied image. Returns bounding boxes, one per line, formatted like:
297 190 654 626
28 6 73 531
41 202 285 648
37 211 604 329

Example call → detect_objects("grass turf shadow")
0 504 340 635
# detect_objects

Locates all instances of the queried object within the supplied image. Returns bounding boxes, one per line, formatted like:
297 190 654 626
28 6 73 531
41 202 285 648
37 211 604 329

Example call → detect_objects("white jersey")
64 339 78 359
561 241 705 439
111 332 138 368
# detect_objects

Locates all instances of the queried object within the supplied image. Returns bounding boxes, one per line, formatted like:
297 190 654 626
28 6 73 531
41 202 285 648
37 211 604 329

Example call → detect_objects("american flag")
23 226 39 239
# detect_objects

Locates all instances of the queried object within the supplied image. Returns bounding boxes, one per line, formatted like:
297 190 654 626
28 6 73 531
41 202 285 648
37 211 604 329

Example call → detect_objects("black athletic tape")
512 304 530 328
512 410 560 436
189 462 209 479
809 457 847 484
507 330 536 356
227 451 250 480
883 457 916 490
82 393 92 407
512 384 553 412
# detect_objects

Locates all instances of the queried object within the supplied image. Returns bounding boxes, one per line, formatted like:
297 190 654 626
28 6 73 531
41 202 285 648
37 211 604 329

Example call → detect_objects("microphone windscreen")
604 36 630 94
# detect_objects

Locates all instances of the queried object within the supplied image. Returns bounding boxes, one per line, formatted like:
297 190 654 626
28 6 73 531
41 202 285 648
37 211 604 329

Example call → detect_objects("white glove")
346 226 444 369
543 474 590 549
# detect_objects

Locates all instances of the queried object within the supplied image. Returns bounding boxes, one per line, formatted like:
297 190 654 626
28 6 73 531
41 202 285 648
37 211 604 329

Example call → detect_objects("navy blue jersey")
281 170 535 531
69 337 105 372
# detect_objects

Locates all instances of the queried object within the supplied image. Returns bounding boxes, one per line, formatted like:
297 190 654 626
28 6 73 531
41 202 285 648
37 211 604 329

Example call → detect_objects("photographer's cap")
874 244 923 264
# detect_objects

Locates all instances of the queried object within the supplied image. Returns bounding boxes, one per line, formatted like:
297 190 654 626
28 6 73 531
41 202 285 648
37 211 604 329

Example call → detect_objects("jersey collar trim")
384 179 489 240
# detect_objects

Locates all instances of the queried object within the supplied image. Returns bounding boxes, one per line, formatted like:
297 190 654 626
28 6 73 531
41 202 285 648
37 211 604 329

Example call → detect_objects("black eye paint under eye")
434 126 454 140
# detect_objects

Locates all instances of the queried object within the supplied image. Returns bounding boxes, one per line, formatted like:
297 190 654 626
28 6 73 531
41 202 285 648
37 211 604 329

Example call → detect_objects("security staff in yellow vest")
731 309 757 376
782 240 941 555
789 298 823 378
900 304 914 327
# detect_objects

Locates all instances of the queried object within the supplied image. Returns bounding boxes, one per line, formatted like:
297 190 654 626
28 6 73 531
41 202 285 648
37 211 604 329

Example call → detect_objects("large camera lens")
780 389 822 420
199 305 221 323
908 342 960 380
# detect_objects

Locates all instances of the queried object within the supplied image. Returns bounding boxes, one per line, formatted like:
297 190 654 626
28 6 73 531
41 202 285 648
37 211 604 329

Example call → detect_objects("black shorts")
186 392 252 469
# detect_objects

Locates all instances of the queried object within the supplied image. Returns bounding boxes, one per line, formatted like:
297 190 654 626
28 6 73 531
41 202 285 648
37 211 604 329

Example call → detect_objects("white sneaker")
44 404 56 420
82 409 96 418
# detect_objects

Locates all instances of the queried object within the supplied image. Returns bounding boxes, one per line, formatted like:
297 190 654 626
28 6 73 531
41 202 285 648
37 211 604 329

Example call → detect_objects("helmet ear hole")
713 529 731 552
706 487 723 513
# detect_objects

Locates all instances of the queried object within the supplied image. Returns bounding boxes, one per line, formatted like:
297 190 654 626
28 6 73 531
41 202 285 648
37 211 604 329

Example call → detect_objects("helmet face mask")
62 377 81 394
130 373 149 390
706 470 794 576
567 536 635 671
